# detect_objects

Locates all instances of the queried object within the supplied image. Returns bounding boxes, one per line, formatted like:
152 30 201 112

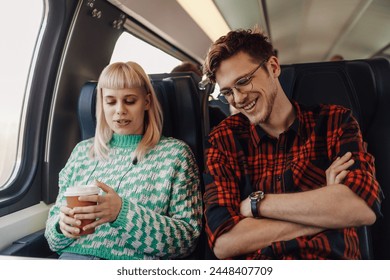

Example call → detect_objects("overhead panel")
177 0 230 42
267 0 374 63
266 0 306 63
298 0 364 62
108 0 212 62
214 0 267 33
332 0 390 59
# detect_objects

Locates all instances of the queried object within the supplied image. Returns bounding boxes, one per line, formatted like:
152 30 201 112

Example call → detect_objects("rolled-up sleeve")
334 109 383 217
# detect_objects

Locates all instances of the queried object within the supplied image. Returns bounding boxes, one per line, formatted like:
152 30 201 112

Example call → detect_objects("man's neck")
259 94 296 139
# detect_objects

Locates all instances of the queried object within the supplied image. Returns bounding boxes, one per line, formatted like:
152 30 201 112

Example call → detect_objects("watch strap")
251 198 260 218
249 191 264 218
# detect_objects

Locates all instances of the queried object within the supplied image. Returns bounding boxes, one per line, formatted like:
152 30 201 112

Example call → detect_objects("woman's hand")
326 152 355 185
58 206 81 238
72 181 122 232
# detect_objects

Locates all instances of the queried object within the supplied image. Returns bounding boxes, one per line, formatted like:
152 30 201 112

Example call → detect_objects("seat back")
280 58 390 259
150 76 209 259
150 72 214 136
157 76 205 173
78 81 97 140
208 99 230 130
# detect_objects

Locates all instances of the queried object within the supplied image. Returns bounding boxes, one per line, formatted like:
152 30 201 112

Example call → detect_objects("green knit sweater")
45 134 202 260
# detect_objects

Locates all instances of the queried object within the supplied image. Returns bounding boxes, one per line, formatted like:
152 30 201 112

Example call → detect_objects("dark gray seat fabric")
280 58 390 259
0 229 57 258
78 81 97 140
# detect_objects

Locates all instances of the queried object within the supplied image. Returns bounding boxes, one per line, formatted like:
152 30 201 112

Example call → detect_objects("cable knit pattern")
45 134 202 260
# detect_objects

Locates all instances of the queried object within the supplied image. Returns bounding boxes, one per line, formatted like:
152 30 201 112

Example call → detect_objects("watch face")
250 191 264 200
249 193 257 199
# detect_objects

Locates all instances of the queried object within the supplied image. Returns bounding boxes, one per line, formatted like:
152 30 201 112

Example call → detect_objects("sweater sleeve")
44 141 88 252
111 141 203 259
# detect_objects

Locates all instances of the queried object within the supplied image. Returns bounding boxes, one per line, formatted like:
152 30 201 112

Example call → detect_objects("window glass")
111 32 181 74
0 1 44 188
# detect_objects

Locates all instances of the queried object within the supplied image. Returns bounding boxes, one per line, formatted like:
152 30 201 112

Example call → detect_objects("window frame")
0 0 79 214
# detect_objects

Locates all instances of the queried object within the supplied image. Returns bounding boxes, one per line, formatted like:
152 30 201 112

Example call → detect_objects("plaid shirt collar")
249 100 308 147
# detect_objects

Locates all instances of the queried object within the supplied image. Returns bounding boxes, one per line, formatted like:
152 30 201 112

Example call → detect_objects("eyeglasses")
217 59 268 104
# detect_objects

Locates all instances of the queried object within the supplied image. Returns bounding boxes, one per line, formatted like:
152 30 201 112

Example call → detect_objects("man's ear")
268 56 281 78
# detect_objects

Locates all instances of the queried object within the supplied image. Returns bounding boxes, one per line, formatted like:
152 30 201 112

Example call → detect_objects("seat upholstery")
78 81 97 140
279 58 390 259
148 75 209 259
151 73 207 171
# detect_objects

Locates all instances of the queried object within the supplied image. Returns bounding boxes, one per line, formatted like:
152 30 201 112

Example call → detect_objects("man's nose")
232 87 247 104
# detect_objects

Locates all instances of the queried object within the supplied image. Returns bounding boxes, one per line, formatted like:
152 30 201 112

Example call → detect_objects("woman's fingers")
82 217 108 231
64 181 122 234
70 183 122 232
59 220 80 237
95 180 114 193
58 211 81 238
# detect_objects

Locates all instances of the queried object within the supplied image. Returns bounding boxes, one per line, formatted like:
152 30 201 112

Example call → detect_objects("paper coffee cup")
64 185 100 235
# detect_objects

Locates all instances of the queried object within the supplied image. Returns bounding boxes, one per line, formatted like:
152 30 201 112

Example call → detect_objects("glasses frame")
217 58 268 104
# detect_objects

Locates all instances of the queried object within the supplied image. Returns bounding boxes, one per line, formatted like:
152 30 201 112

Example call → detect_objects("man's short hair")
203 28 275 83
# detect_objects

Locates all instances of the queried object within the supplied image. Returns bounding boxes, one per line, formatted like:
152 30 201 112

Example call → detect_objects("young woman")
45 61 202 260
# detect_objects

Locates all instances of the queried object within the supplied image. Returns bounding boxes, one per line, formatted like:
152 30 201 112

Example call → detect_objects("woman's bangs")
100 65 145 90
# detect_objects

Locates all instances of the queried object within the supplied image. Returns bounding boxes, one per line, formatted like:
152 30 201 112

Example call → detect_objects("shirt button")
276 176 282 181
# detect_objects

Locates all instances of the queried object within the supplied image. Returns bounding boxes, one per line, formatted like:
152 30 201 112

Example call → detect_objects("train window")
0 0 44 188
110 32 181 74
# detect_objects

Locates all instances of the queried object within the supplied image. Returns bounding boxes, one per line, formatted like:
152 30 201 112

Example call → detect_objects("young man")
202 28 383 259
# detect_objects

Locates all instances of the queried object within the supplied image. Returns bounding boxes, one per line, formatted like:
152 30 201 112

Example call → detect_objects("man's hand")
240 196 252 217
326 152 354 185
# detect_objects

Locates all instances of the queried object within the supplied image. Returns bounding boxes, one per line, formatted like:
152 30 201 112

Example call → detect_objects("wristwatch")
249 190 265 218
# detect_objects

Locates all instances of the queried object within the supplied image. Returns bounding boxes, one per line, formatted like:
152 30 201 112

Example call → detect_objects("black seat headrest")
77 81 97 140
280 60 377 138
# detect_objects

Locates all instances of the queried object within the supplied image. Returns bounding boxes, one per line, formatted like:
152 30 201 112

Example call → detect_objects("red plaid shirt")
204 101 383 259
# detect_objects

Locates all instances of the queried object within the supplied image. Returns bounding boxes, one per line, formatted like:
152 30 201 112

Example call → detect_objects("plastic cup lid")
64 185 100 196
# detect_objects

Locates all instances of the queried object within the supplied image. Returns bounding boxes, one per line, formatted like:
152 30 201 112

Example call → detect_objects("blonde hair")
92 61 163 161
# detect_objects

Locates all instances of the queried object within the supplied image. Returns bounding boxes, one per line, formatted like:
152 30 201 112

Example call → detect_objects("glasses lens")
235 76 252 87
